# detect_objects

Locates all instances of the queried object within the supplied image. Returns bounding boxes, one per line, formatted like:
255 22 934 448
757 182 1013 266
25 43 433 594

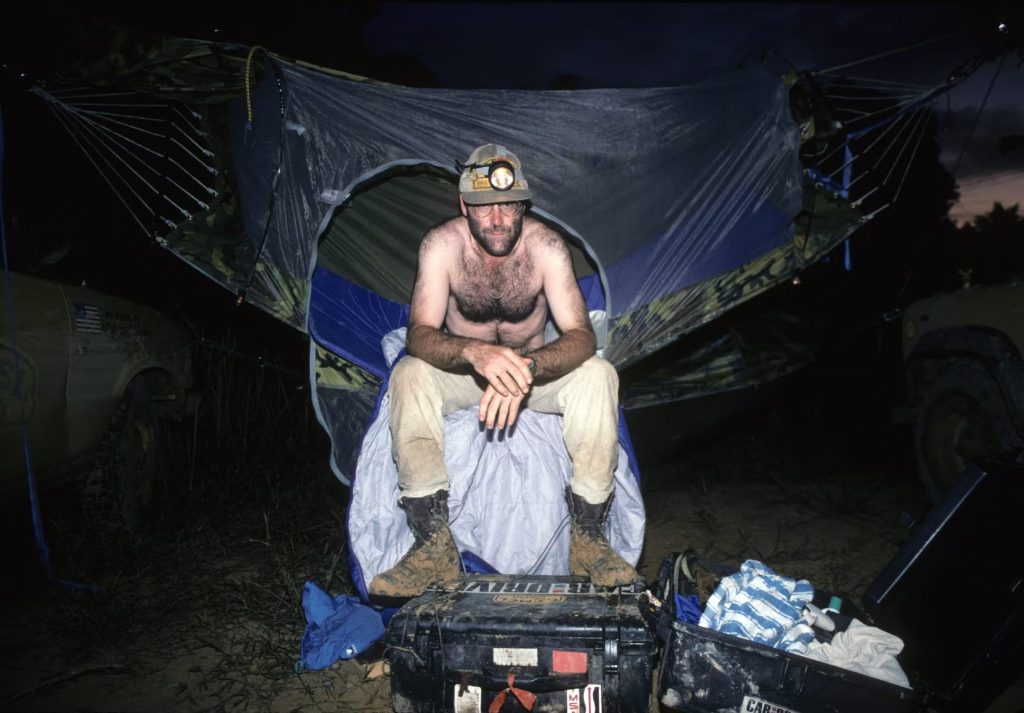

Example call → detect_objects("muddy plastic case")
386 574 655 713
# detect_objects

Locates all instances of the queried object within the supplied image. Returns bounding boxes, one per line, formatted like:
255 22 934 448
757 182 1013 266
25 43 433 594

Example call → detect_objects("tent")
29 36 878 590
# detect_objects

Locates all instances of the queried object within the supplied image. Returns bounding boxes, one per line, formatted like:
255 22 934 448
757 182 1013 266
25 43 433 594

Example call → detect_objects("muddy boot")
368 490 461 599
567 488 638 587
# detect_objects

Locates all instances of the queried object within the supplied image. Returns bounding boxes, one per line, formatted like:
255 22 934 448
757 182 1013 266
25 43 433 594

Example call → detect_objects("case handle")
775 658 808 697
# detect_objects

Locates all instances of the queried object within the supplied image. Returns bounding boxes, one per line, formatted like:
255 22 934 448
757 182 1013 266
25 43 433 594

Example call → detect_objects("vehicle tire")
913 358 1019 503
81 378 159 530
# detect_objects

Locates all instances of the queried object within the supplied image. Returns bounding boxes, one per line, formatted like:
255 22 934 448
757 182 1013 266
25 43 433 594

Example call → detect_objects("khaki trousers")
388 355 619 505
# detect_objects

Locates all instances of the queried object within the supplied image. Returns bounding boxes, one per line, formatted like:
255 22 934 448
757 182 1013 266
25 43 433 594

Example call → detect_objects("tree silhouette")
953 201 1024 285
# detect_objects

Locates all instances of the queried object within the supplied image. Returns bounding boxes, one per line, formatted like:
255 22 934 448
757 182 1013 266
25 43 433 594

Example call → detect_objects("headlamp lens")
488 162 515 191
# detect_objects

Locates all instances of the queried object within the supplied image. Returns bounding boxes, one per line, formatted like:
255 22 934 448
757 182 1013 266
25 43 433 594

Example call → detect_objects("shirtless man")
368 144 637 599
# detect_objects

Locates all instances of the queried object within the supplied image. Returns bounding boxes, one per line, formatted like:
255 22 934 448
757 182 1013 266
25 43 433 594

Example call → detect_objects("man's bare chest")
451 252 541 324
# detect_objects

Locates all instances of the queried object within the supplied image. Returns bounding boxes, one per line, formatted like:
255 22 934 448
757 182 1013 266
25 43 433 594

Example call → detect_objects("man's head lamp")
461 159 517 191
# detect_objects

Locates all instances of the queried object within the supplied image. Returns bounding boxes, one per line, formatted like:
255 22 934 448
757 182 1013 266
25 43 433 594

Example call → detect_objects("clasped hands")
467 344 535 431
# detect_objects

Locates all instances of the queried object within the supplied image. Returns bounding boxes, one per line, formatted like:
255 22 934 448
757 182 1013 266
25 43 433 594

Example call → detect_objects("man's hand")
464 343 534 396
479 384 526 431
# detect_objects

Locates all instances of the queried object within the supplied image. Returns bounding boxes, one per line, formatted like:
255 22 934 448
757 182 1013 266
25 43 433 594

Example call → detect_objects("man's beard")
467 213 524 257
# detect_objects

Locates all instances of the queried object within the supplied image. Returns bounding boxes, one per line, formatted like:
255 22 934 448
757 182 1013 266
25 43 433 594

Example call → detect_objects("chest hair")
454 250 538 323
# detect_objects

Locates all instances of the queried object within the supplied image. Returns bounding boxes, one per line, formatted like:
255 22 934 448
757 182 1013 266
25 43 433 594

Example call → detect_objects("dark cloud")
364 3 1016 94
938 105 1024 176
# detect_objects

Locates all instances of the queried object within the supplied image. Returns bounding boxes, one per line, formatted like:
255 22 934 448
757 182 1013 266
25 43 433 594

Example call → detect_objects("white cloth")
348 397 645 589
802 619 912 689
381 327 408 368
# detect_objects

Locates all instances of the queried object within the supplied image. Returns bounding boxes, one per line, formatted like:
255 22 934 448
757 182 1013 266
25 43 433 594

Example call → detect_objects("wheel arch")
118 366 190 422
906 326 1024 438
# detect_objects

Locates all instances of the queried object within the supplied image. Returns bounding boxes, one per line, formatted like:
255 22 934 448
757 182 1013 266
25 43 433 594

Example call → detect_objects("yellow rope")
244 45 266 125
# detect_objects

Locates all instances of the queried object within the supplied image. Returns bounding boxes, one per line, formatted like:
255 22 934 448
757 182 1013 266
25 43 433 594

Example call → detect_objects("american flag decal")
73 302 102 334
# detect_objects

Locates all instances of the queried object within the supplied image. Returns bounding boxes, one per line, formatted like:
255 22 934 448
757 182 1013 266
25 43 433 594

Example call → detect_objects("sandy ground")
0 397 1018 712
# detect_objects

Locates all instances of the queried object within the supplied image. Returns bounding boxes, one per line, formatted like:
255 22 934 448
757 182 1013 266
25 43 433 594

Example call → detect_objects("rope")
46 89 136 99
882 107 930 187
822 78 934 91
172 121 214 159
813 31 962 76
34 84 218 241
801 37 1004 208
820 111 907 183
79 111 164 122
807 88 934 215
59 99 195 228
824 91 924 102
165 154 217 195
892 109 931 202
837 93 926 128
834 108 870 118
44 102 154 236
51 103 164 212
171 107 207 143
163 174 209 212
952 51 1006 176
243 46 267 146
846 108 926 204
526 516 570 575
68 105 168 139
69 102 168 109
854 108 922 183
168 135 215 168
62 104 165 172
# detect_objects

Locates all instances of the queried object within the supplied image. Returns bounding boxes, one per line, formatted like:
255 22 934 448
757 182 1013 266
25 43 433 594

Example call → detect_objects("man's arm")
527 230 597 380
406 229 532 396
405 231 471 366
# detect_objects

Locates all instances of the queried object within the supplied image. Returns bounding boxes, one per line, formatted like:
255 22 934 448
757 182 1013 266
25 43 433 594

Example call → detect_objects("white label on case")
740 694 800 713
492 647 538 666
567 685 602 713
453 684 482 713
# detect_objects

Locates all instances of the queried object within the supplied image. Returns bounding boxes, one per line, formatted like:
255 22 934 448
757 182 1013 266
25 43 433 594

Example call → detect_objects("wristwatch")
527 357 538 377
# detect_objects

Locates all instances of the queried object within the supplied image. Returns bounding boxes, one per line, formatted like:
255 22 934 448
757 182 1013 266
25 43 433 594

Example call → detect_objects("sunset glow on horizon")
949 170 1024 226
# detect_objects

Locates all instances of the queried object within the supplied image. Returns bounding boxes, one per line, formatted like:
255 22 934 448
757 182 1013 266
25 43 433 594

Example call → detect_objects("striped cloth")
699 559 816 653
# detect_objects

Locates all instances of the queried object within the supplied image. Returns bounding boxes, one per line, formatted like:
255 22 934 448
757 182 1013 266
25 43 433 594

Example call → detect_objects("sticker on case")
453 684 482 713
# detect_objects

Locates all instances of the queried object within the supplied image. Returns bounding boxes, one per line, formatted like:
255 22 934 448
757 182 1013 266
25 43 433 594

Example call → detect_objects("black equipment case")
386 574 656 713
863 454 1024 710
654 453 1024 713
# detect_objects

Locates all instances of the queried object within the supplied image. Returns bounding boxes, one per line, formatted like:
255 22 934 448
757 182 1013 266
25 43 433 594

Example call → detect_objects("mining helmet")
458 144 533 205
